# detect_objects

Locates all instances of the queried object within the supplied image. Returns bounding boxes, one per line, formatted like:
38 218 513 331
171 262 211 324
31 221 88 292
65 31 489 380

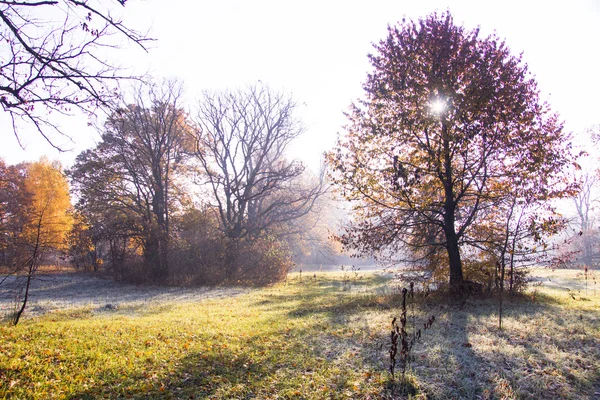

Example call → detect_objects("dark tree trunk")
442 122 464 290
225 238 240 282
446 233 463 288
145 228 168 283
12 261 34 326
499 260 505 329
13 217 42 326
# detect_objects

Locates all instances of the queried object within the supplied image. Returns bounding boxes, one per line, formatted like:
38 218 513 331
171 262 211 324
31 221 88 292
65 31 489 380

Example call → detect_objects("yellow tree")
11 158 73 325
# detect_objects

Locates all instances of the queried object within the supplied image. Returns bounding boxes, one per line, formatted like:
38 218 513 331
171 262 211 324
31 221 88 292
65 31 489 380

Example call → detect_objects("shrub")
168 208 294 286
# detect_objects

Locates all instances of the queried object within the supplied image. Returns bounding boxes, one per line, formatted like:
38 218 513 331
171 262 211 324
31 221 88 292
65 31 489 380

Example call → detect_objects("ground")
0 267 598 399
0 268 250 318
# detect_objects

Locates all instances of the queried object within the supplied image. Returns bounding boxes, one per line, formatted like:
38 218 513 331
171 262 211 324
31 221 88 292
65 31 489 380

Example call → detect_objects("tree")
69 82 192 282
0 159 29 267
328 12 576 290
285 189 345 265
1 158 73 325
192 84 325 240
571 170 598 268
483 194 568 328
67 211 100 271
190 84 326 280
0 0 151 145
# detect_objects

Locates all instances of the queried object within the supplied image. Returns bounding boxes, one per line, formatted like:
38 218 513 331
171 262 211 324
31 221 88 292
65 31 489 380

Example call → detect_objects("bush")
168 208 294 286
462 257 497 294
227 235 295 286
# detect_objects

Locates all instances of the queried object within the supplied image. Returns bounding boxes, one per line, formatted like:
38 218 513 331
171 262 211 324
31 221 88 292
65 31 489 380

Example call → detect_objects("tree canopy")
69 82 193 282
328 12 577 290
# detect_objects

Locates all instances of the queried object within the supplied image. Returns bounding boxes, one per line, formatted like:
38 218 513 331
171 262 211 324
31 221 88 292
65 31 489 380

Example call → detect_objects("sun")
430 98 447 114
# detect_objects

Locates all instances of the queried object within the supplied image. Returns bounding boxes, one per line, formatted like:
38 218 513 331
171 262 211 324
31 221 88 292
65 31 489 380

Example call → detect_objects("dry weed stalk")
389 284 435 382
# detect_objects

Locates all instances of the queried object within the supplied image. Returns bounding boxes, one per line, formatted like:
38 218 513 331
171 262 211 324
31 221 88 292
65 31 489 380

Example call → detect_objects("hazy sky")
1 0 599 171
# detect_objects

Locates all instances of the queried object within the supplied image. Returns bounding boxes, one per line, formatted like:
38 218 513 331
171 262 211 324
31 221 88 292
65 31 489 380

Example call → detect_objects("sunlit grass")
0 269 598 399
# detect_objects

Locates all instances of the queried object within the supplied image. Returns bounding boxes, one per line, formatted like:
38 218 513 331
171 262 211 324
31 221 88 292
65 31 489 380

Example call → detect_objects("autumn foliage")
0 158 73 324
328 12 577 291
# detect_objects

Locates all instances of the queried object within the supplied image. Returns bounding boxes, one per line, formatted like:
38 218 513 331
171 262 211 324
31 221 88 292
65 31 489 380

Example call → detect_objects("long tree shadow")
421 298 495 399
66 318 386 399
66 274 595 399
408 292 598 399
265 275 581 398
491 300 600 398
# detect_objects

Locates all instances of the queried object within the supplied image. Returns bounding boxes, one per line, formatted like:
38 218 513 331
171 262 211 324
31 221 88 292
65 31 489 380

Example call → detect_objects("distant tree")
190 84 326 281
69 81 192 282
192 84 325 240
328 12 576 291
571 170 599 268
67 211 99 272
0 0 152 146
0 159 28 265
1 158 73 325
287 190 346 266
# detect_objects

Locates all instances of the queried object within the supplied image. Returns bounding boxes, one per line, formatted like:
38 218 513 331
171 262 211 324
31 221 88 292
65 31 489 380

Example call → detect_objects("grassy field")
0 269 599 399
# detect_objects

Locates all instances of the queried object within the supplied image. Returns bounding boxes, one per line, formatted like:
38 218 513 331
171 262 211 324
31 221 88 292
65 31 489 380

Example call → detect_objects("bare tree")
0 0 152 146
571 170 599 267
191 84 326 241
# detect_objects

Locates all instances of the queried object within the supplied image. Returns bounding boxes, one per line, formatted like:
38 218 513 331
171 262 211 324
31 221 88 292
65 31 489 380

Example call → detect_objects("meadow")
0 268 598 399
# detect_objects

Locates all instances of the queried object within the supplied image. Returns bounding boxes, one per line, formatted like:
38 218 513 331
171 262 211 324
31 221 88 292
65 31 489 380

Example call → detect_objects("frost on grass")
0 273 250 320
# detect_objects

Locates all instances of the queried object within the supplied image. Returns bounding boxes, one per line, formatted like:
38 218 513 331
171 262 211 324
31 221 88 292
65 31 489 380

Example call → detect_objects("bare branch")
0 0 153 146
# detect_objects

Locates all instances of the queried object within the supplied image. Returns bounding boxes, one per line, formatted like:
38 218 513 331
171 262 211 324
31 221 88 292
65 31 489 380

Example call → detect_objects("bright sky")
1 0 599 172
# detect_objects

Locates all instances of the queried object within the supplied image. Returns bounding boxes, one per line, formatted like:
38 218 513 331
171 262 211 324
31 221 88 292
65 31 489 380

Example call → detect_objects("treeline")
1 82 337 286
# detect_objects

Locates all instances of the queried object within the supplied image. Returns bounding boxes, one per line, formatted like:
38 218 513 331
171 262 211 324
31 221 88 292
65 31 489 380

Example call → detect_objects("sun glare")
430 98 446 114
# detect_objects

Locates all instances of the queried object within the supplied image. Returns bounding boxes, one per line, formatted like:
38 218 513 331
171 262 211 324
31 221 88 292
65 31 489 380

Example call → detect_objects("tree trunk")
509 262 514 296
146 229 168 283
13 215 43 326
12 260 34 326
499 266 504 330
225 238 240 282
442 198 464 289
441 122 464 290
446 232 464 288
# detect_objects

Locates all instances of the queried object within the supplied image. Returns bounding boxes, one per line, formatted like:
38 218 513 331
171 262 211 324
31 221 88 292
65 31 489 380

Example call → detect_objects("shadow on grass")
68 348 281 399
410 292 598 399
269 275 583 398
66 274 594 399
66 320 384 399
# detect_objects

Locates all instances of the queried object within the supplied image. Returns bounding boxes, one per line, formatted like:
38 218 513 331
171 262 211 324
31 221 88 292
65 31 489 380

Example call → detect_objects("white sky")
1 0 599 172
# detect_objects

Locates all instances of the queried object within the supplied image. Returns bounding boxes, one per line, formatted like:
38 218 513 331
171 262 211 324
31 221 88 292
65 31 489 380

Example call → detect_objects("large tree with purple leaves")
328 12 576 291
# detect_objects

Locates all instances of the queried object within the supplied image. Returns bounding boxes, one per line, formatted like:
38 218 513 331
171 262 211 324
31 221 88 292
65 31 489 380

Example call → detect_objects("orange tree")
2 158 73 324
328 12 577 291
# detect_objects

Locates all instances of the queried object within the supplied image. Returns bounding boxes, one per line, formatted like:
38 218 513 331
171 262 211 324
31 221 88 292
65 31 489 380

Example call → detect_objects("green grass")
1 270 599 399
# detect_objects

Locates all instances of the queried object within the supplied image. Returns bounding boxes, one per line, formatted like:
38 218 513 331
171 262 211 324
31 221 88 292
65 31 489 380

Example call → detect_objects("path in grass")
0 270 599 399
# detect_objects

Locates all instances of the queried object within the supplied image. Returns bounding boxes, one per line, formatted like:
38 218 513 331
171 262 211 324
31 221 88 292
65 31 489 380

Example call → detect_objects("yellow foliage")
22 158 73 252
462 256 497 290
